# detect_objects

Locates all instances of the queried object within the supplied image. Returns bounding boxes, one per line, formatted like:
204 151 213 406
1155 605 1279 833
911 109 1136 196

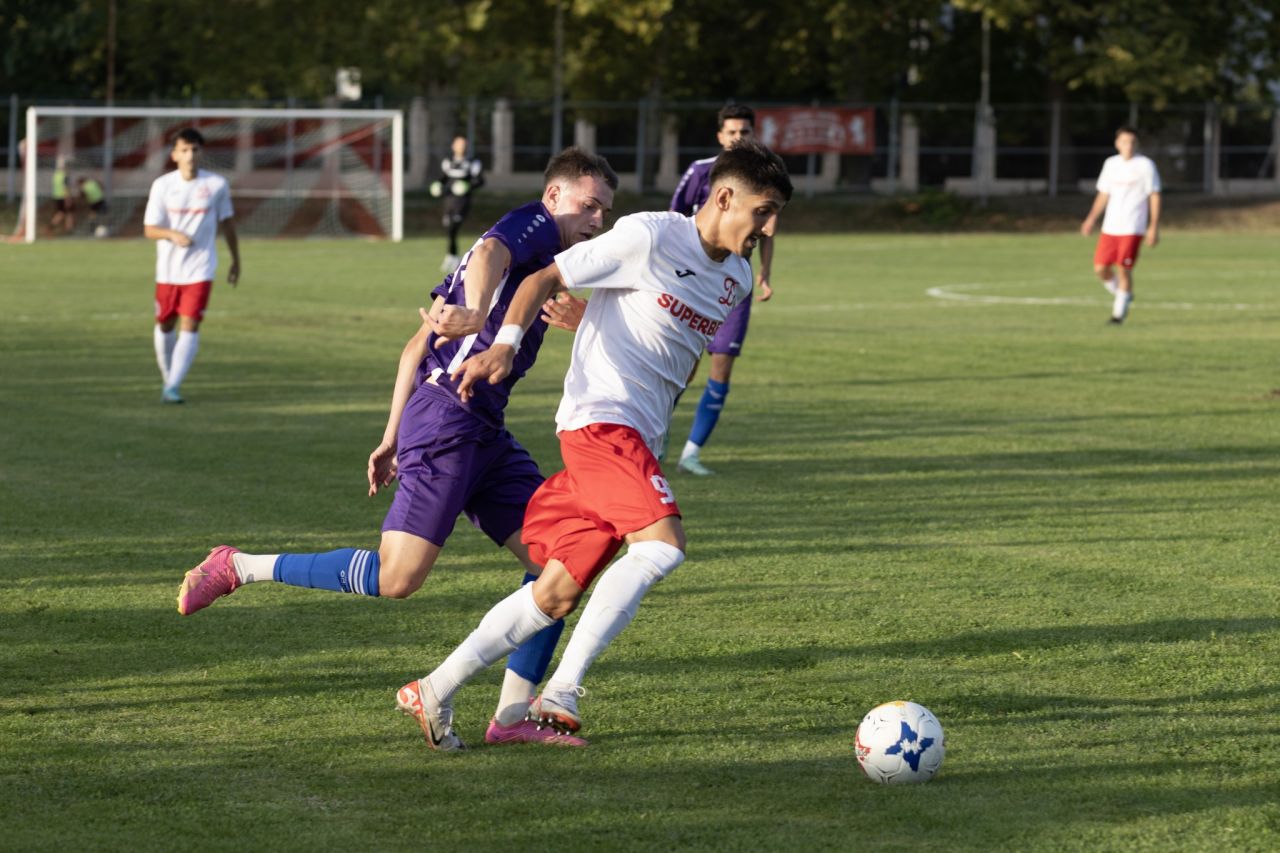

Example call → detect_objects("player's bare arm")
756 233 775 301
144 224 192 248
451 262 565 402
1145 193 1161 247
221 217 241 285
368 311 438 496
1081 192 1109 236
430 237 512 345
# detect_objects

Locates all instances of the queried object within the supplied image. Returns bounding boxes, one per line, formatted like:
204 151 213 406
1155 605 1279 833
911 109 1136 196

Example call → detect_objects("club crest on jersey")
719 277 740 306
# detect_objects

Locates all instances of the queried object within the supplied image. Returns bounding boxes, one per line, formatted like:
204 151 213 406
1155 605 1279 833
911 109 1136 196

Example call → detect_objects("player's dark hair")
709 139 793 202
718 104 755 129
1115 126 1138 139
174 127 205 147
544 146 619 191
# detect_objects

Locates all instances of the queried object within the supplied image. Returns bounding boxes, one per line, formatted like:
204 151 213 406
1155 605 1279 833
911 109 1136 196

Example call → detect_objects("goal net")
21 106 403 242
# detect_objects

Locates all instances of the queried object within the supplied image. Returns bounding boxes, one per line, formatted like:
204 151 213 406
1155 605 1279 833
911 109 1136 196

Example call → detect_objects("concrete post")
235 118 253 174
973 105 997 200
820 152 840 189
656 114 679 189
1203 102 1220 194
408 97 428 189
900 113 919 193
1273 112 1280 188
573 118 597 154
491 98 514 178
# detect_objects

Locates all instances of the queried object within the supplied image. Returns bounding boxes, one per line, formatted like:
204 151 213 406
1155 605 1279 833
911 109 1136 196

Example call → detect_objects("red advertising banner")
757 108 875 154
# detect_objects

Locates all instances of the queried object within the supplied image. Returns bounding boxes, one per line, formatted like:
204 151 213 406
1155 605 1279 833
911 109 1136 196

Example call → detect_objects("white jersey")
553 212 752 454
144 169 234 284
1097 154 1161 236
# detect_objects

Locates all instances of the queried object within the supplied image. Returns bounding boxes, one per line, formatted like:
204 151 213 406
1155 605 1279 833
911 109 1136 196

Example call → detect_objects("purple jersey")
422 201 562 428
669 156 717 215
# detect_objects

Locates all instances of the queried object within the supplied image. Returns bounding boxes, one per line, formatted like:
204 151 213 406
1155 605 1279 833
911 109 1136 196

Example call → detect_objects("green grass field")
2 230 1278 851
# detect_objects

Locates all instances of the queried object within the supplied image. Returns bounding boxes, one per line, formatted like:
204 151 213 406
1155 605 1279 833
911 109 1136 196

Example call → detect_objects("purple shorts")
381 384 543 547
708 297 751 355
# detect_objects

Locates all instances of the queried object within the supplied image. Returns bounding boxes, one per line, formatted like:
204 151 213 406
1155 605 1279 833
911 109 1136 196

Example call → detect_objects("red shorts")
1094 233 1143 269
155 281 213 323
522 423 681 589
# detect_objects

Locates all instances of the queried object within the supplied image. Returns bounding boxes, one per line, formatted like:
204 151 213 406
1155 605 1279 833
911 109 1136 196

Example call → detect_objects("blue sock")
273 549 381 596
506 572 565 682
687 378 729 448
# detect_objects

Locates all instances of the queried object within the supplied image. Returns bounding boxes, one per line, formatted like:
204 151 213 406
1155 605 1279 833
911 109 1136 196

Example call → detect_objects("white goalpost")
22 106 403 242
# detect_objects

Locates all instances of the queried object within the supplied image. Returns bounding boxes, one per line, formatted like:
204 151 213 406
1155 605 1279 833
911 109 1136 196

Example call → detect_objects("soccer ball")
855 701 945 784
94 224 109 238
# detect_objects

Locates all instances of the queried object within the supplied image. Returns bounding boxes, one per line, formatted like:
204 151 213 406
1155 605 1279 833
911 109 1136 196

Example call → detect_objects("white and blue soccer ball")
855 700 945 784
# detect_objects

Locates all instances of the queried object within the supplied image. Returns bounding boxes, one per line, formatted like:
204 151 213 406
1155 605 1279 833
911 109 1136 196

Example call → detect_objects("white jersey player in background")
393 140 793 751
1080 126 1161 325
144 127 241 403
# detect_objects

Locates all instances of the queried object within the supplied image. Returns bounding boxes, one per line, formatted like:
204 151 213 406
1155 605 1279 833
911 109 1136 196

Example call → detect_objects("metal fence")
4 95 1279 199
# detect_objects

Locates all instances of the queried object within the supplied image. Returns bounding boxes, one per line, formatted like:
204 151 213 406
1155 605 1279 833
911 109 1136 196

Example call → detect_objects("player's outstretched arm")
452 262 565 402
429 237 512 346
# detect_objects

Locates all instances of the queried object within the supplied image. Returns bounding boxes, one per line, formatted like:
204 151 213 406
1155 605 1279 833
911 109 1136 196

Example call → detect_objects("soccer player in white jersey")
144 127 241 403
1080 126 1161 325
393 140 792 750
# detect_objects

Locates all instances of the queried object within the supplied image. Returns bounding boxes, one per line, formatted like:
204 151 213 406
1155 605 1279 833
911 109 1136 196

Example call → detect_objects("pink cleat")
177 545 241 615
484 718 588 747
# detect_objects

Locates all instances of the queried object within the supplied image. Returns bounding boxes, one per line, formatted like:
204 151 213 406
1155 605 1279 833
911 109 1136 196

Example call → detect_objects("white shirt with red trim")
1097 154 1161 236
144 169 234 284
553 211 752 454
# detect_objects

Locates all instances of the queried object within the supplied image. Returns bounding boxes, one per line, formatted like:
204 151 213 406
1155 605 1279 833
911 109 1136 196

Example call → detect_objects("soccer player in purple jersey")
668 104 775 476
175 147 618 748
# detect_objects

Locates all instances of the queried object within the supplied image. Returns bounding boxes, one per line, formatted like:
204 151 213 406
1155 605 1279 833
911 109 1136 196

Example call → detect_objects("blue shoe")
161 387 184 404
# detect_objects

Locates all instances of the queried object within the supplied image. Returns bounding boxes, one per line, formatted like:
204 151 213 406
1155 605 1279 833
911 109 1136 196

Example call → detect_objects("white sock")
1112 290 1132 320
548 541 684 688
167 330 200 390
231 553 279 584
154 327 176 384
680 440 701 462
495 669 538 725
428 584 555 704
1104 276 1118 294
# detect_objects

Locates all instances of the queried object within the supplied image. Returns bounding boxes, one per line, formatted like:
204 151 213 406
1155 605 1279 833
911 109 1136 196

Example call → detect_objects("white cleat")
396 677 466 752
678 455 715 476
529 683 587 734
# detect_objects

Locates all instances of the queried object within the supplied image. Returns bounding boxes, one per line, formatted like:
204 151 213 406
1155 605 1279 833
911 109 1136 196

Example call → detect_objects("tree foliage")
0 0 1275 105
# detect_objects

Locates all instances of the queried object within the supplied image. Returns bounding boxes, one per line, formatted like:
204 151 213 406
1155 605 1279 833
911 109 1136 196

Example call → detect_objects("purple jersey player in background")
175 147 618 748
668 104 775 476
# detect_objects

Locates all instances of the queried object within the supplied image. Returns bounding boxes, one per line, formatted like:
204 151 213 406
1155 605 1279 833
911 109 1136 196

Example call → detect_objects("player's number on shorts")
650 475 676 505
